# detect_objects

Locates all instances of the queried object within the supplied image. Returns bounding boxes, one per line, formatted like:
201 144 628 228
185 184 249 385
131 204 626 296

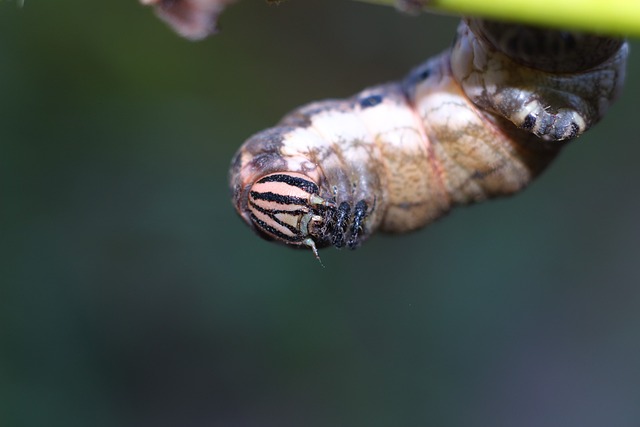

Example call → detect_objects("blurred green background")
2 1 640 426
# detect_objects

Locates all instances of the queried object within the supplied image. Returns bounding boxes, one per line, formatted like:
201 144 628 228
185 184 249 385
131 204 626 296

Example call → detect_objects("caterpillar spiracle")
229 18 628 258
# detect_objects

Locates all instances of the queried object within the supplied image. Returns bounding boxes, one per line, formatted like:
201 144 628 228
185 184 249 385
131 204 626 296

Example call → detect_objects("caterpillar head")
232 166 371 261
245 172 332 259
229 119 378 261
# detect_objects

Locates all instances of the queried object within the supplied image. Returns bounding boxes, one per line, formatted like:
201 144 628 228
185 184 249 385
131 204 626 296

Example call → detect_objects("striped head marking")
247 172 333 260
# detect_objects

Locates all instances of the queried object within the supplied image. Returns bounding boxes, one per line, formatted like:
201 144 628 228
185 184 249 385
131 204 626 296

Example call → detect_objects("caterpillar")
229 18 628 259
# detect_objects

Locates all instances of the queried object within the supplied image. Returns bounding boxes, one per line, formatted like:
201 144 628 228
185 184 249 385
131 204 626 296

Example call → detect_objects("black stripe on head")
250 191 308 206
250 213 302 243
257 174 318 195
249 200 307 216
249 201 305 235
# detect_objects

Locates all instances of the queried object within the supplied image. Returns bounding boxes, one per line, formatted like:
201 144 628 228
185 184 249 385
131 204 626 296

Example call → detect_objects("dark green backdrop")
3 1 640 426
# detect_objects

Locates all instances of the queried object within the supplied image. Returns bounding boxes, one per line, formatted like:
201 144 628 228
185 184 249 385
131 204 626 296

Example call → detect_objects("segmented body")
229 18 627 255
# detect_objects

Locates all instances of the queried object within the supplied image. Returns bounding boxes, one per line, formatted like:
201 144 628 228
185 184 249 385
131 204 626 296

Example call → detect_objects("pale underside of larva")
229 18 628 257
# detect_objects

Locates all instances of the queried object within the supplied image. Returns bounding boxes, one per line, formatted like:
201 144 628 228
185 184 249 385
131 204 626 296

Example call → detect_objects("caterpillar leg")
451 19 628 141
347 200 368 249
332 202 351 248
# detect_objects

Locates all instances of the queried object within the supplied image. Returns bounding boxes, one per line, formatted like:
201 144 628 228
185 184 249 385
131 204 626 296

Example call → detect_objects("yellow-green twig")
360 0 640 38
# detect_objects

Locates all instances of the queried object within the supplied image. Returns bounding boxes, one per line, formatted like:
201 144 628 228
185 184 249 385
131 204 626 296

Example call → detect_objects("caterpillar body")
229 18 628 257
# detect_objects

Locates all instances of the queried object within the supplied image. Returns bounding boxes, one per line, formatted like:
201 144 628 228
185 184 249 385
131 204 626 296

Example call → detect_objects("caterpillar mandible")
229 18 628 258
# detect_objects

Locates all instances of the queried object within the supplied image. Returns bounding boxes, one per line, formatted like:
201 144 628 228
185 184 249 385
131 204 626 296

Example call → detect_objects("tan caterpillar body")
229 18 628 256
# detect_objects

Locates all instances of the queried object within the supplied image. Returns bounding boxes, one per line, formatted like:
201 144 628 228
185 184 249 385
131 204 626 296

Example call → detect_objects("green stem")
361 0 640 37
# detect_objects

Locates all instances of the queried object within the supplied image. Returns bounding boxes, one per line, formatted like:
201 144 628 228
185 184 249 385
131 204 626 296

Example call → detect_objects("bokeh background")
3 1 640 426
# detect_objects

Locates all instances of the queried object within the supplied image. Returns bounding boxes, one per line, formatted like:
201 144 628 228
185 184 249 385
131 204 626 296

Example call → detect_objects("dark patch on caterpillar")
401 63 435 97
568 122 580 139
248 153 287 177
522 114 536 131
359 94 383 109
280 100 356 128
242 127 290 156
417 67 431 81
